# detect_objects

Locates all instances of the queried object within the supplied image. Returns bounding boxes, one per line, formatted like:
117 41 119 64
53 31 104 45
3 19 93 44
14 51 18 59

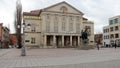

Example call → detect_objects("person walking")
96 38 100 50
114 43 117 49
97 43 99 50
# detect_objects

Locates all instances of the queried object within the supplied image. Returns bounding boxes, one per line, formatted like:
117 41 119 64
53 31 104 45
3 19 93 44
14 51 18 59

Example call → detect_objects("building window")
104 36 106 39
107 29 109 32
85 26 91 36
108 35 109 39
62 15 66 31
103 29 106 33
69 23 73 31
115 34 119 38
69 16 73 31
31 37 35 44
31 25 36 32
46 22 50 32
25 40 29 42
54 14 58 32
114 18 118 23
76 23 80 33
62 22 65 31
110 27 113 31
60 6 67 13
109 20 113 25
46 14 50 32
115 26 118 30
76 16 80 22
54 22 58 32
110 34 114 39
46 14 50 19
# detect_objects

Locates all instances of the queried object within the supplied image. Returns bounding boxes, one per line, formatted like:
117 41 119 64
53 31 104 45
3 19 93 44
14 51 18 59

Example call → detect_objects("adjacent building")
23 1 94 48
94 34 103 45
103 26 110 46
0 23 10 48
0 23 3 48
103 15 120 47
9 34 17 47
82 18 94 45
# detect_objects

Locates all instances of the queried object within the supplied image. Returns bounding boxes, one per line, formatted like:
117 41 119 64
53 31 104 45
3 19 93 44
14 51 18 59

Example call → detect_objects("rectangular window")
47 14 50 19
109 20 113 25
54 22 58 32
108 35 109 39
103 29 106 33
114 18 118 23
31 37 35 44
46 14 50 32
76 16 80 22
85 26 91 36
76 23 80 33
62 15 66 31
54 14 58 32
107 29 109 32
25 40 29 42
115 34 119 38
110 27 113 31
110 34 114 39
62 22 65 31
104 36 106 39
115 26 118 30
69 16 73 31
69 23 73 31
46 22 50 32
31 26 36 32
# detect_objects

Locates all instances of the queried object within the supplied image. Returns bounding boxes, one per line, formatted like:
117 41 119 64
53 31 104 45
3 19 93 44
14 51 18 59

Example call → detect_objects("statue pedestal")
77 39 94 50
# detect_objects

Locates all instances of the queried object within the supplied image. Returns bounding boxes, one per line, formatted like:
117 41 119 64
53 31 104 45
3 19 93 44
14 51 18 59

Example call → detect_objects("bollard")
21 46 26 56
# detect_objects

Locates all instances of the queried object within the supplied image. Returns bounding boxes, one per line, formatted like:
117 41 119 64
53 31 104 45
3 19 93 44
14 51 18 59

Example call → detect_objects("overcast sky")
0 0 120 33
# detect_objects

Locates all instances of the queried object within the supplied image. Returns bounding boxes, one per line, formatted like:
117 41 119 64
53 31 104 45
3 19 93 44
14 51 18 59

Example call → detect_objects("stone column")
53 35 56 48
78 36 80 46
62 35 64 47
44 35 47 48
70 36 72 46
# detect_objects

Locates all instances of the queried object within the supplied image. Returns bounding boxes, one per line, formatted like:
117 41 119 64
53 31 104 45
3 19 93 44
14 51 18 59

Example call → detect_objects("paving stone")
1 48 120 68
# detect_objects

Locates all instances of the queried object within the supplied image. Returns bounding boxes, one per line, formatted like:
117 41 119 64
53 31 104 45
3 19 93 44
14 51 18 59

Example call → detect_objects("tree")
14 0 22 48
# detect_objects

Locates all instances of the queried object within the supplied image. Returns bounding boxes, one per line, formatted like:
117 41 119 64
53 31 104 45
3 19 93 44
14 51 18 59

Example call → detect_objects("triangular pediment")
42 1 84 15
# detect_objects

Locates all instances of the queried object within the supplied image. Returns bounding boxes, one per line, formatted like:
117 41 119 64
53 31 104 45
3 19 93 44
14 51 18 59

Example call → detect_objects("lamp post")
21 22 31 56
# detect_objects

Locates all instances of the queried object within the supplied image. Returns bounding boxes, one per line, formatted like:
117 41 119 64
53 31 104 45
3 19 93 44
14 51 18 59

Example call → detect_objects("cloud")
0 0 120 33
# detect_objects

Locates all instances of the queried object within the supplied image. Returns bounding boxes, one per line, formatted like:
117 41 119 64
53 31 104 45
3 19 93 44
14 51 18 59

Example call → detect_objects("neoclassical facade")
23 1 94 48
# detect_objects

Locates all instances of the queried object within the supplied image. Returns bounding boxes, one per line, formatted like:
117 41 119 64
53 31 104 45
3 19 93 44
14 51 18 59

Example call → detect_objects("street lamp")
21 22 31 56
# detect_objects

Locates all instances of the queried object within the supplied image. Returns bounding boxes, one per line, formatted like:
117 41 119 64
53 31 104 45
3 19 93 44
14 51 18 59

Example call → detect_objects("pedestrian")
97 43 99 50
114 43 117 49
96 38 100 50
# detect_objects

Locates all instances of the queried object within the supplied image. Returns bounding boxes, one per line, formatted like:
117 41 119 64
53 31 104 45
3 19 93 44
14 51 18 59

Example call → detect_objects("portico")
43 34 81 48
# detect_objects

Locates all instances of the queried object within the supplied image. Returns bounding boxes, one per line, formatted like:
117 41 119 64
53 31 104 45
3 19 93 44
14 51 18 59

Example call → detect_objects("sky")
0 0 120 34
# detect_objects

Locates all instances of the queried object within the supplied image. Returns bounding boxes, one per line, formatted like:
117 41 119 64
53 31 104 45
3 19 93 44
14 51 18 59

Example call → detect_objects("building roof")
23 10 41 16
109 15 120 19
83 17 88 20
42 1 84 15
23 1 84 16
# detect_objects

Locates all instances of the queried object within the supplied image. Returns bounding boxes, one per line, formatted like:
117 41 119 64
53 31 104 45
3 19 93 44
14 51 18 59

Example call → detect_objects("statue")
81 29 88 44
81 29 88 40
77 28 94 50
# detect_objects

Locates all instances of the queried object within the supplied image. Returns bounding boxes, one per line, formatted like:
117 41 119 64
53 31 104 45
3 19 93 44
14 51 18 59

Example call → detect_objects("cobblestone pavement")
0 49 13 57
0 48 120 68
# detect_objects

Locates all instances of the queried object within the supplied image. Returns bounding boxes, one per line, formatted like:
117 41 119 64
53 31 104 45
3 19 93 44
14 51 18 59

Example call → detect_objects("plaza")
0 48 120 68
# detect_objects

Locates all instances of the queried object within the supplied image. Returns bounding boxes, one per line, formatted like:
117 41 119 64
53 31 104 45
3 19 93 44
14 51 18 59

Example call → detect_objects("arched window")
60 6 67 13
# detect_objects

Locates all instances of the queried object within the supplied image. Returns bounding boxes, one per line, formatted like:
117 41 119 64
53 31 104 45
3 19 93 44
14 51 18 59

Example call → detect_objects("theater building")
23 1 94 48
